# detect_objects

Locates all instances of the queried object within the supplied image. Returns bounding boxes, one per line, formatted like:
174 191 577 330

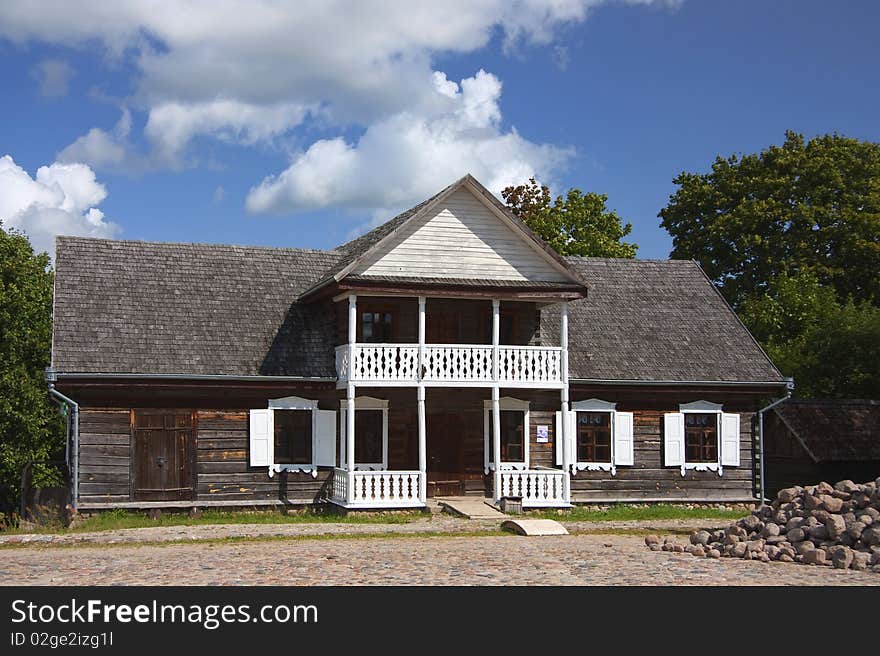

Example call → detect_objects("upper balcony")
335 342 564 388
333 295 568 389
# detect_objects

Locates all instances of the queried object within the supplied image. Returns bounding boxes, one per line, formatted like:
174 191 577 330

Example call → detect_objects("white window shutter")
567 411 576 464
554 411 562 465
314 410 337 467
720 412 741 466
663 412 684 467
249 409 273 467
613 412 634 466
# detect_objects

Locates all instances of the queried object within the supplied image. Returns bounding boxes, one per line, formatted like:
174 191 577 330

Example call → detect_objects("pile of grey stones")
645 478 880 572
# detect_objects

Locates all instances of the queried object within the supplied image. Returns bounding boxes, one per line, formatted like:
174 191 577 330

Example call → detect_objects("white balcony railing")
336 343 563 387
499 468 569 507
329 468 424 508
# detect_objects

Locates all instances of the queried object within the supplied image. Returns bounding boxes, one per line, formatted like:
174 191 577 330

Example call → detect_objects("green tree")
659 131 880 310
739 269 880 397
502 177 638 258
0 224 63 512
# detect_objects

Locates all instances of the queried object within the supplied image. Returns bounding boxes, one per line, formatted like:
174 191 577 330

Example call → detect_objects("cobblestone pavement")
2 533 877 585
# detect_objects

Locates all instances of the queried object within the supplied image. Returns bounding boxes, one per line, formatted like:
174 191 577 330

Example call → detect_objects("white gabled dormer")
352 183 572 283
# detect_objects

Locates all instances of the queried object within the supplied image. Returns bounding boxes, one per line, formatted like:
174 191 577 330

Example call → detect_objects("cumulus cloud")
246 70 572 215
57 108 135 170
144 99 311 162
0 155 118 258
2 1 679 212
31 58 75 97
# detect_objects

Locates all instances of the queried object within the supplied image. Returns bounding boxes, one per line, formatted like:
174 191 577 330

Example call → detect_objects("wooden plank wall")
78 409 132 505
196 410 330 503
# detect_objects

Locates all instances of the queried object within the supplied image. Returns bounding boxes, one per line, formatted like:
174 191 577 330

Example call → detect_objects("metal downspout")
48 384 79 510
757 379 794 503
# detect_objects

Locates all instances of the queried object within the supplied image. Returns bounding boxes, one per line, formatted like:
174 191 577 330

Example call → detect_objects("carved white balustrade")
499 468 569 507
330 468 424 508
335 344 563 387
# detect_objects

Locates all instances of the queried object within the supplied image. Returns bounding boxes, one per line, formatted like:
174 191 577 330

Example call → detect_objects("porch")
328 467 569 510
325 388 572 510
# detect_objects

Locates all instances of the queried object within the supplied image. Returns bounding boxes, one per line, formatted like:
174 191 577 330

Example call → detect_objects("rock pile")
646 478 880 572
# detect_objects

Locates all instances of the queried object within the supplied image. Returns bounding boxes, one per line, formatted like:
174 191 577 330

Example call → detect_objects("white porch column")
491 299 500 383
418 296 426 381
492 385 502 502
417 385 427 503
560 302 571 502
346 295 357 503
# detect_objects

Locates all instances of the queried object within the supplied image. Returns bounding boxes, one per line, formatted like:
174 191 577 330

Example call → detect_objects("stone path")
2 533 876 585
0 516 731 547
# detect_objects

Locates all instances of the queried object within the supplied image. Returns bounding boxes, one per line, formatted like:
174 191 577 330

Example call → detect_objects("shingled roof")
52 238 786 385
52 237 342 377
541 257 786 384
772 399 880 462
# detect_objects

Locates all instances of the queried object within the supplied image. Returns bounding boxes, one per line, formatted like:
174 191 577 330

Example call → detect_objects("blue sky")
1 1 878 260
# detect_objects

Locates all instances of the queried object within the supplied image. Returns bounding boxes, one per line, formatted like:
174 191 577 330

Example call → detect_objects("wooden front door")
132 411 196 501
426 412 465 497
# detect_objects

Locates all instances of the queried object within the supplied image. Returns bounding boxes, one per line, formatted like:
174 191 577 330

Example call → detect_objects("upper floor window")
361 310 394 343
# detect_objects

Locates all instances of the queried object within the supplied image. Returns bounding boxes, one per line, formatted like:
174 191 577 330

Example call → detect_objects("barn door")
133 411 196 501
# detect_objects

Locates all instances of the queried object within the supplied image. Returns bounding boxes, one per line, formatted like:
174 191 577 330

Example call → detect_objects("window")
488 411 525 462
663 401 741 476
483 397 530 472
684 412 717 463
355 409 384 464
361 310 393 343
558 399 633 475
339 397 389 470
274 410 312 465
576 412 612 463
249 396 337 475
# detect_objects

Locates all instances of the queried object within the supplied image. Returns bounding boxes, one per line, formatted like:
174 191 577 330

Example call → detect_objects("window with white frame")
663 400 741 477
339 397 389 471
483 397 529 472
556 399 633 475
249 396 337 478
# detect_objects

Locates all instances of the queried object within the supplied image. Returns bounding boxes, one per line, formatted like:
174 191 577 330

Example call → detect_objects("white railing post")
560 301 571 503
417 384 427 503
492 385 501 502
418 296 426 382
492 299 500 384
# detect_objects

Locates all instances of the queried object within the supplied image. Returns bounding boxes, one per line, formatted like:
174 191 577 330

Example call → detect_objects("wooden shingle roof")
772 399 880 462
53 237 786 385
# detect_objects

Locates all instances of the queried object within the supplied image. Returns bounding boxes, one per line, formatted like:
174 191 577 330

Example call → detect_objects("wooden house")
48 174 789 511
763 399 880 496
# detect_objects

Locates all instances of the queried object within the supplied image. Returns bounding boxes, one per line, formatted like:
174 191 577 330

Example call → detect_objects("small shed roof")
772 399 880 462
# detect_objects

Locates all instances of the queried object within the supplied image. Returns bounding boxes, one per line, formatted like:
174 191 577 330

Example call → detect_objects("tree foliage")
0 224 63 511
660 132 880 399
502 177 638 258
660 131 880 310
739 269 880 398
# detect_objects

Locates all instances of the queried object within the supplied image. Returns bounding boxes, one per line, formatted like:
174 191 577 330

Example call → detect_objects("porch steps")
436 497 506 520
501 519 569 536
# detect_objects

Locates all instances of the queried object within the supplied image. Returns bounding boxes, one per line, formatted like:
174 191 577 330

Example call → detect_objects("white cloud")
144 99 311 162
4 1 679 213
0 155 118 258
245 70 572 215
31 58 75 97
57 108 134 170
